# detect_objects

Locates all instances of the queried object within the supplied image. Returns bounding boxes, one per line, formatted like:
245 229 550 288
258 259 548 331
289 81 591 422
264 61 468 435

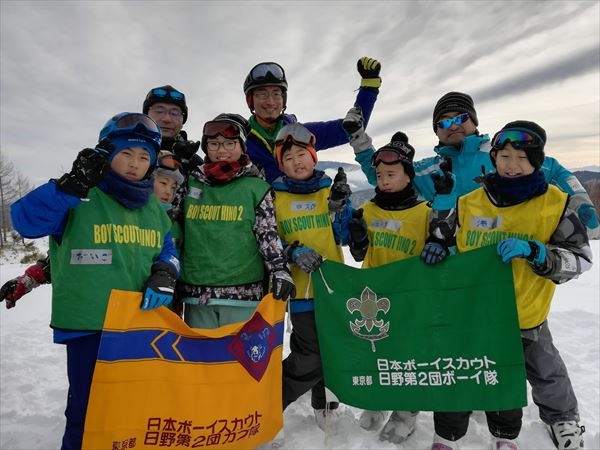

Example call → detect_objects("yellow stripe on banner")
83 290 285 450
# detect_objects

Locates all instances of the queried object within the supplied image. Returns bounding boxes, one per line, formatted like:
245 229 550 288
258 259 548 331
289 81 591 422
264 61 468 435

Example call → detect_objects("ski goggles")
371 148 412 167
203 121 241 139
275 123 316 148
248 62 286 83
147 88 185 102
436 113 470 130
491 129 542 150
158 153 182 170
113 113 161 135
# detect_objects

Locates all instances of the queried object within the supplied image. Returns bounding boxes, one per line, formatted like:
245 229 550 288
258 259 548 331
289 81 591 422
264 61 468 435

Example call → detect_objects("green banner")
313 246 526 412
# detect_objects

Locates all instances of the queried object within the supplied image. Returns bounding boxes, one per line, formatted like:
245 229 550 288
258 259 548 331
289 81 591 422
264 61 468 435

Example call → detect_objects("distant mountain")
572 165 599 172
574 170 600 184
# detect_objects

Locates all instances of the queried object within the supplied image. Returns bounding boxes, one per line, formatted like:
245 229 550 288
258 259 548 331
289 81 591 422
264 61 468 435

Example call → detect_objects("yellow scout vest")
181 176 271 286
361 201 430 268
274 188 343 299
456 185 568 329
49 188 171 330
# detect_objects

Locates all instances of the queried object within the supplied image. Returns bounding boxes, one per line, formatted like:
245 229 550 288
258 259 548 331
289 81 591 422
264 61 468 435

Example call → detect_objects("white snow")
1 242 598 450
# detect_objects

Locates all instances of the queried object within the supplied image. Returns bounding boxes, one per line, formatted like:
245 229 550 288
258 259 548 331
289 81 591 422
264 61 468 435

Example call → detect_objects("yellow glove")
357 56 382 88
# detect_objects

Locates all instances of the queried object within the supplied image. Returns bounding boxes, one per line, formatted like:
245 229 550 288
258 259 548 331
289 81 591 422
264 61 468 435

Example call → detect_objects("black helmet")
243 62 288 111
142 85 188 124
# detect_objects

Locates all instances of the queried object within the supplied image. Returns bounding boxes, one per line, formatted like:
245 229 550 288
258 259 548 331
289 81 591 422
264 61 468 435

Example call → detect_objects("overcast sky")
1 1 599 186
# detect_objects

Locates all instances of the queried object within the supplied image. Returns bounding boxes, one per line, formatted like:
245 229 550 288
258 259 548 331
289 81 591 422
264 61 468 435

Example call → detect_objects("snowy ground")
1 242 598 450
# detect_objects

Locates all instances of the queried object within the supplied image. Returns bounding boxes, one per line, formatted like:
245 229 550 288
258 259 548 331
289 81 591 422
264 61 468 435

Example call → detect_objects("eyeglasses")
149 106 183 119
436 113 470 130
203 121 240 139
371 148 411 167
249 62 286 83
491 129 542 150
253 90 284 100
158 153 182 170
148 88 185 102
275 123 316 148
206 140 238 152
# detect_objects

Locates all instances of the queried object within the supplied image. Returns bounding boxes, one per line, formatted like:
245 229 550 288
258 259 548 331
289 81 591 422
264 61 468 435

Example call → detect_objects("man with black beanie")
349 91 599 241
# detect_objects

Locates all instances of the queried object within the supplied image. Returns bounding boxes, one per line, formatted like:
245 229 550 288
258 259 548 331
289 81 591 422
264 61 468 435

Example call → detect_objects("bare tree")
0 153 33 247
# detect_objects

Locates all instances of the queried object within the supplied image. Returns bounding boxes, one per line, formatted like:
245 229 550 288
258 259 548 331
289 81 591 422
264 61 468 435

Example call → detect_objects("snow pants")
434 319 579 440
183 303 256 328
282 310 337 410
61 332 101 450
522 319 579 424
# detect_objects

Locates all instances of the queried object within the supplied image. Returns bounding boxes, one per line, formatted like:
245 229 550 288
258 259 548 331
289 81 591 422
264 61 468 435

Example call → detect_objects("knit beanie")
143 85 188 124
490 120 547 169
432 91 478 132
374 131 415 179
108 136 158 167
201 113 250 154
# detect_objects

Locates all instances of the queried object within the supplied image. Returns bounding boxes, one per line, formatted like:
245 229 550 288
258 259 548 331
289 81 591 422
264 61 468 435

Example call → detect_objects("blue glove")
578 203 599 229
292 246 323 273
141 262 176 310
420 242 449 265
497 238 546 265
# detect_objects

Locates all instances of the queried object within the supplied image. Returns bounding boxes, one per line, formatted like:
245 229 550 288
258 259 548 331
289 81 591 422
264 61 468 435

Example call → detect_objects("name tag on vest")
291 201 317 212
370 219 402 232
471 216 502 230
70 249 112 264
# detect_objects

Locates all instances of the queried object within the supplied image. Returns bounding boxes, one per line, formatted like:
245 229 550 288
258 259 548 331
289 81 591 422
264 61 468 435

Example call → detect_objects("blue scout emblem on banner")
227 312 276 381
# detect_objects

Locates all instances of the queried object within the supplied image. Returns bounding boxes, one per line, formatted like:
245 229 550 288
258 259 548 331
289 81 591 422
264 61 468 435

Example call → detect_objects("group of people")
0 56 597 450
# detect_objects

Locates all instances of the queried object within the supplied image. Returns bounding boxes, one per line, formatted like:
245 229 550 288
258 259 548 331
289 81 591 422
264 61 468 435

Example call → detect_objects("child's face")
110 147 151 181
375 163 411 193
154 174 177 204
281 145 315 181
494 144 535 178
205 138 243 163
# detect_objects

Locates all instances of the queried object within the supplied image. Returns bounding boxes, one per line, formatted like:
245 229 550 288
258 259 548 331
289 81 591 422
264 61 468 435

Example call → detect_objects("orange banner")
83 290 285 450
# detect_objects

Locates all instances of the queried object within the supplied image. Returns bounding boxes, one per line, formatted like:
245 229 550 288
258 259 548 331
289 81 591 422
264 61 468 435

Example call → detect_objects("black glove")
172 140 202 176
342 106 364 134
141 262 177 310
420 241 449 265
328 167 352 212
271 270 295 300
349 208 369 261
55 142 113 197
431 170 454 195
357 57 382 88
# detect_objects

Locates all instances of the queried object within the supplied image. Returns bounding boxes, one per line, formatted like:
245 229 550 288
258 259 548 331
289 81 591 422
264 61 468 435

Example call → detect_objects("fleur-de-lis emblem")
347 287 390 352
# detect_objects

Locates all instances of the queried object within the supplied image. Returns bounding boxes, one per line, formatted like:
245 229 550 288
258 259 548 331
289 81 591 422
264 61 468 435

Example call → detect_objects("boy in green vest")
421 120 593 450
170 113 294 329
10 112 180 450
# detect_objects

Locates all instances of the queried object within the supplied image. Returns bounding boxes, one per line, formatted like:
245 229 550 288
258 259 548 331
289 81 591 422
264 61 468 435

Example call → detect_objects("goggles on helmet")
203 121 241 139
147 88 185 102
436 113 470 130
275 123 316 148
158 153 182 171
249 63 286 84
99 113 161 144
371 148 412 167
491 129 542 150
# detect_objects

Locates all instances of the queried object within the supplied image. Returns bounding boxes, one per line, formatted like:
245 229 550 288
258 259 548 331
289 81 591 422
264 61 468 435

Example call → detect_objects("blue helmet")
98 112 162 166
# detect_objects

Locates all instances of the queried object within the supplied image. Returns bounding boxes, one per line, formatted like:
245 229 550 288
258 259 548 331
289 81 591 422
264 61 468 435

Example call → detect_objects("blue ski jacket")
248 87 379 184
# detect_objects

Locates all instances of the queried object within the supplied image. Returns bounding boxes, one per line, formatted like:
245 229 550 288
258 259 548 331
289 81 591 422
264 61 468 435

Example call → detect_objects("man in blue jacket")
351 91 599 241
243 58 381 184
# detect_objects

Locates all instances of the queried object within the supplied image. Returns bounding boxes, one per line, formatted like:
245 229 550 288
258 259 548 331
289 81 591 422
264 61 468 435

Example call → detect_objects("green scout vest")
274 188 343 299
49 187 172 330
181 176 271 286
361 201 430 268
457 185 567 329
